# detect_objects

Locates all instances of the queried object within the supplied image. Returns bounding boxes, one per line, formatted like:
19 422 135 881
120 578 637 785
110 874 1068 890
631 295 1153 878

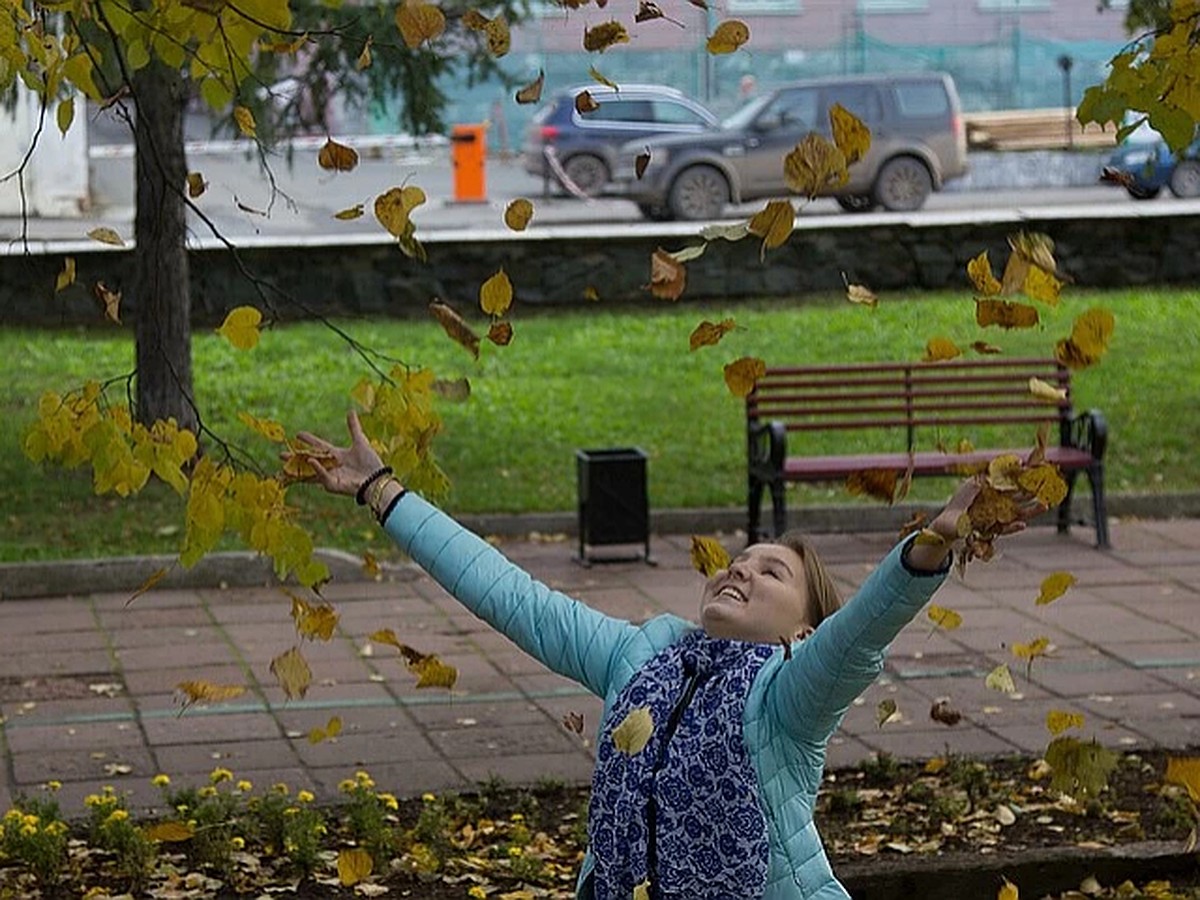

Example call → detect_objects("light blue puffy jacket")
385 493 950 899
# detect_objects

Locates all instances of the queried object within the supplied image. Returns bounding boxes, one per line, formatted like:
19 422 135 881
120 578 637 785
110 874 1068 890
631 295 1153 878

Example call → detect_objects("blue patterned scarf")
588 629 776 900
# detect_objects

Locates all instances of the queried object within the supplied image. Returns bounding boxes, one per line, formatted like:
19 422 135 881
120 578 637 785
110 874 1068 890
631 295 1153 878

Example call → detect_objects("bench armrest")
748 419 787 477
1067 408 1108 461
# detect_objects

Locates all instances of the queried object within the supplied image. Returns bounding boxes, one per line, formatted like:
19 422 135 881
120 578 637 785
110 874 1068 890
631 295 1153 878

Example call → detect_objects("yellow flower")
296 790 315 804
468 888 488 900
84 794 102 808
83 888 113 899
236 780 253 793
4 809 22 821
231 836 246 850
421 792 436 803
355 770 375 789
152 774 171 788
272 782 290 795
106 809 129 823
377 792 399 811
23 813 39 827
314 823 327 836
338 779 356 794
210 767 234 784
510 813 525 823
507 845 523 857
20 824 36 837
45 780 62 792
48 821 68 836
284 806 299 817
198 786 217 799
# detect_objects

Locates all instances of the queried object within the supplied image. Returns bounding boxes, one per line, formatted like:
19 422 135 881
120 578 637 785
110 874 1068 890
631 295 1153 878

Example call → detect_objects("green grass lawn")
2 287 1196 562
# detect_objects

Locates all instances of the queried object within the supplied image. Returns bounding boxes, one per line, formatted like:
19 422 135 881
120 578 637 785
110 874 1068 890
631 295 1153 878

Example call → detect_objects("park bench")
962 108 1115 152
745 357 1109 548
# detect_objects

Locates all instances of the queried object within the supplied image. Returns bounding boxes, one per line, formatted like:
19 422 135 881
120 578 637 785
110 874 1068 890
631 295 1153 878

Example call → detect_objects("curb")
2 492 1198 601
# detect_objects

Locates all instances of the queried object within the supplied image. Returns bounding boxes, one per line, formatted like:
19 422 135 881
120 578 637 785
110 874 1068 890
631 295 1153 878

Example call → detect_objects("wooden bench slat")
779 447 1095 480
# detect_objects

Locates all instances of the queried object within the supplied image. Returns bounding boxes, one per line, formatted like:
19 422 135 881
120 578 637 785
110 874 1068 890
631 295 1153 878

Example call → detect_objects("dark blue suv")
521 84 718 198
1104 123 1200 200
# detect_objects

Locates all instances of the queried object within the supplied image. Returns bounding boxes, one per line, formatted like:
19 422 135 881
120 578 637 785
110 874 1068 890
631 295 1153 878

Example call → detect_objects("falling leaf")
504 198 533 231
356 35 373 70
1165 757 1200 803
971 341 1002 355
396 1 445 48
575 90 600 114
290 594 338 641
967 250 1002 296
317 138 359 172
612 706 653 754
723 356 766 398
926 604 963 631
876 698 899 727
589 65 617 90
669 244 707 263
1046 710 1085 736
55 257 75 292
998 252 1030 296
431 377 471 402
483 15 510 56
1021 265 1062 306
87 226 125 246
216 306 263 350
394 644 458 689
1034 572 1077 607
845 468 898 504
583 20 629 52
829 103 870 166
1009 230 1057 275
706 19 749 54
308 715 343 744
930 698 963 726
1044 736 1118 798
1056 307 1115 369
374 185 426 238
562 711 585 735
1012 636 1051 663
515 69 545 104
370 628 404 650
700 222 750 242
986 454 1024 492
635 148 651 179
975 298 1039 330
784 134 848 198
333 203 365 220
233 105 256 137
1017 464 1068 508
128 566 169 604
270 647 313 700
583 285 601 302
56 96 74 135
689 318 736 351
845 281 878 307
176 680 247 711
689 535 730 576
362 551 381 578
186 172 207 198
985 664 1016 694
338 847 374 887
428 299 480 359
237 411 286 443
144 821 196 843
487 320 514 346
480 268 514 316
633 881 651 900
923 337 961 362
1028 377 1067 403
93 282 122 323
645 248 686 300
998 878 1019 900
747 199 794 259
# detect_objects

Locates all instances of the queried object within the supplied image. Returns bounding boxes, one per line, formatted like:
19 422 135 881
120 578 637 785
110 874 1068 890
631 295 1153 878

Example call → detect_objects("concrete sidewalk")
1 518 1198 818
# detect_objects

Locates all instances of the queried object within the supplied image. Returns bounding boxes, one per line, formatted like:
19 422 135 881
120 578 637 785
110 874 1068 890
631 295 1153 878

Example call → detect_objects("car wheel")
560 154 609 197
637 203 674 222
1168 160 1200 198
836 194 877 213
1125 184 1161 200
873 156 933 212
667 166 729 221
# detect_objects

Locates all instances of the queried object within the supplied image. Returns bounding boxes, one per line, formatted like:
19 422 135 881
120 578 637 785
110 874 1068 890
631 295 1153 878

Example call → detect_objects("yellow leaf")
337 847 374 887
356 35 373 70
985 664 1016 694
462 9 489 29
845 468 899 504
216 306 263 350
56 96 74 136
1009 230 1057 275
747 200 795 259
1057 307 1115 369
374 185 426 238
967 250 1002 296
999 252 1029 296
233 105 256 137
706 19 749 54
334 203 365 220
128 566 169 604
668 244 706 264
689 535 730 576
186 172 207 198
998 878 1019 900
270 647 313 700
1165 757 1200 803
784 134 848 198
388 643 458 689
633 880 651 900
876 698 899 727
926 604 963 631
583 285 601 302
362 551 381 578
1012 636 1051 663
55 256 75 292
845 282 877 307
1028 377 1066 403
688 318 736 351
971 341 1002 355
144 821 195 843
317 138 359 172
480 268 514 316
1046 709 1085 736
93 281 122 323
986 454 1023 492
175 680 247 710
370 628 404 651
583 20 629 52
1021 265 1062 306
723 356 766 398
483 15 510 56
308 715 343 744
1036 572 1076 606
975 298 1039 330
923 337 961 362
612 706 653 755
87 226 125 246
829 102 870 166
589 65 617 90
1018 463 1068 509
924 756 948 774
504 198 533 231
396 1 445 48
645 248 686 301
428 299 480 359
515 69 545 104
290 594 339 641
237 411 286 443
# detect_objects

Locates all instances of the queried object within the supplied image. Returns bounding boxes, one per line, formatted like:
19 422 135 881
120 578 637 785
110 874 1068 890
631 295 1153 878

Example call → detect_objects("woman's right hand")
290 410 387 498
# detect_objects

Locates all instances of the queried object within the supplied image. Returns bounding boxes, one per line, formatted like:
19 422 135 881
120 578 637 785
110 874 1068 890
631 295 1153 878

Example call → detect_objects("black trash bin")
576 448 651 565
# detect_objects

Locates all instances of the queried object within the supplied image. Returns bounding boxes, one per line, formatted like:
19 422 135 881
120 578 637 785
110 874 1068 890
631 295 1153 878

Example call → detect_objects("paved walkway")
1 518 1198 817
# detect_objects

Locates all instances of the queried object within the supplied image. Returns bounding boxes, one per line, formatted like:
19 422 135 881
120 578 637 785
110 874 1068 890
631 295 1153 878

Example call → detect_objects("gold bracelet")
366 475 394 514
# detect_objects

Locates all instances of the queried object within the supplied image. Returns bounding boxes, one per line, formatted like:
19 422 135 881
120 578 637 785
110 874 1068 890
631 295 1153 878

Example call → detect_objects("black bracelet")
376 488 408 525
355 466 393 506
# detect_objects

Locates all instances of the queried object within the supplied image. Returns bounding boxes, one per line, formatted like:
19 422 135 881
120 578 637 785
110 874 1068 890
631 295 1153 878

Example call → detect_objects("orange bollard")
449 123 487 203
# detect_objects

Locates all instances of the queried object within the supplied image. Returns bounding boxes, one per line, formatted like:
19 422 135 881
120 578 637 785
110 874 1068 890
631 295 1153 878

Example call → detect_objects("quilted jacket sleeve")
382 493 639 698
768 537 950 745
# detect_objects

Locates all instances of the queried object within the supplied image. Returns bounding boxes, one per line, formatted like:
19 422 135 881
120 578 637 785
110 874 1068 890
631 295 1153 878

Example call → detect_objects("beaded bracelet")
355 466 393 506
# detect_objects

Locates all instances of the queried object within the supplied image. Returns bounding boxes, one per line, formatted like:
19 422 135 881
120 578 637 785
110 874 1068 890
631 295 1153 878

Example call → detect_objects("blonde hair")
771 531 843 628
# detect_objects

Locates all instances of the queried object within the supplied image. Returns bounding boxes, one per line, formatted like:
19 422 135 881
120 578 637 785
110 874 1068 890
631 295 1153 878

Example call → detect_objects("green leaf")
200 76 232 111
55 97 74 136
1148 104 1196 154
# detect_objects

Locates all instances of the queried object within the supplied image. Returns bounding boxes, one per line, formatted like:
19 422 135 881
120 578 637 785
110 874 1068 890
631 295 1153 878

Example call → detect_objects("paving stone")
0 603 96 633
106 624 225 650
91 589 209 612
98 606 214 630
0 695 135 723
4 719 145 754
153 738 301 775
114 640 238 671
455 750 595 786
1043 603 1194 644
310 760 468 799
123 663 253 696
859 725 1022 761
12 745 155 784
290 729 441 768
990 720 1150 754
1104 641 1200 669
429 718 582 760
141 711 282 746
823 735 876 771
0 629 108 655
0 649 115 679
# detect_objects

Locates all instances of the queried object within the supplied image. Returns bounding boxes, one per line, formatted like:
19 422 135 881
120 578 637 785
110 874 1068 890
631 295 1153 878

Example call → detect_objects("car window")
755 88 819 131
586 99 654 123
892 82 950 118
822 84 883 124
651 100 710 126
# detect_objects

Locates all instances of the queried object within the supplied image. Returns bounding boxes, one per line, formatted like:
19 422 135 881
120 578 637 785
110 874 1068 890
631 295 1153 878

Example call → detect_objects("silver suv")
614 73 968 220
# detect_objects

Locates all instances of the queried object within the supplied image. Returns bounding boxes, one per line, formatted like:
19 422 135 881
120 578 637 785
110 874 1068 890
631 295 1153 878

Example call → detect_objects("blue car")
1104 123 1200 200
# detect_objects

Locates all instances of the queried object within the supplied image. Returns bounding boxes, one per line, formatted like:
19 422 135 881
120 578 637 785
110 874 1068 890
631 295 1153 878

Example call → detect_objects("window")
727 0 800 13
858 0 928 11
977 0 1052 10
822 85 883 123
758 88 819 131
651 100 711 126
893 82 950 117
587 100 654 123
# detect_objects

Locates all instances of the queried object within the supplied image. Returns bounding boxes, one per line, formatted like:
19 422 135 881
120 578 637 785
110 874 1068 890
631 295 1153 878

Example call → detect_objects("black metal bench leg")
748 476 765 545
770 481 787 539
1057 471 1078 535
1088 462 1111 549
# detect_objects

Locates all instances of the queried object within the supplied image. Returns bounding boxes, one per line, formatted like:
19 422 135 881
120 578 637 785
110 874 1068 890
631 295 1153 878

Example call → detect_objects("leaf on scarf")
612 706 653 755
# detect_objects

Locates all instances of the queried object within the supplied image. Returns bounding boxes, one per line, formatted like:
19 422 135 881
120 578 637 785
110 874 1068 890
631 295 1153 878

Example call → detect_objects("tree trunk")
132 60 197 435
